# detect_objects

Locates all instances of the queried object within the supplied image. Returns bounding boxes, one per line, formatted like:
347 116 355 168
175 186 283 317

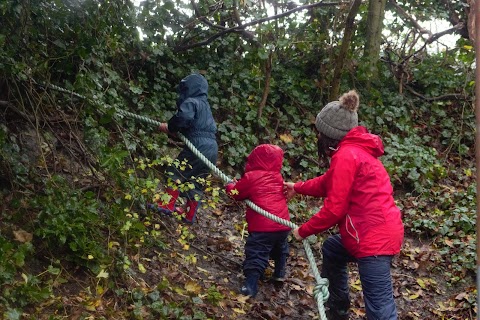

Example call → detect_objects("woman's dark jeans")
321 234 398 320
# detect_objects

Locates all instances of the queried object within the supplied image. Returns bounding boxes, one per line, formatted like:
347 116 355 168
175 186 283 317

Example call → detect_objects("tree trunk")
364 0 387 81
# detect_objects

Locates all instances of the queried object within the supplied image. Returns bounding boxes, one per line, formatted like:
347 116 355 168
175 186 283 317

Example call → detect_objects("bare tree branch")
405 86 469 102
0 100 35 122
190 0 228 31
390 0 468 40
389 0 432 36
401 22 464 64
187 0 261 48
231 0 261 47
330 0 362 100
174 1 342 51
388 0 465 63
439 0 469 39
257 51 273 120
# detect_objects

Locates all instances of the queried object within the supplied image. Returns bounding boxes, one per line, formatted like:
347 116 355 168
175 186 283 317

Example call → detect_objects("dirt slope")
134 196 476 320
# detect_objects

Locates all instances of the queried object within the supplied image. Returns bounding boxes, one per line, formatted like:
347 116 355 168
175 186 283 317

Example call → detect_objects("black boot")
240 272 260 298
326 292 350 320
326 308 350 320
272 255 287 282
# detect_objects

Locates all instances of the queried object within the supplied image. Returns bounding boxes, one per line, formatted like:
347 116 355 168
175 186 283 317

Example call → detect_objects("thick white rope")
43 83 330 319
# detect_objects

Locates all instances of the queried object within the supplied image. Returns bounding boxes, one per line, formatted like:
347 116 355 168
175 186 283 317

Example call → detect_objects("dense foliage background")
0 0 476 319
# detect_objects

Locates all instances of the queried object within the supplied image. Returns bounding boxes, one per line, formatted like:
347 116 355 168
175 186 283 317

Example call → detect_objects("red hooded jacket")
225 144 291 233
295 126 404 258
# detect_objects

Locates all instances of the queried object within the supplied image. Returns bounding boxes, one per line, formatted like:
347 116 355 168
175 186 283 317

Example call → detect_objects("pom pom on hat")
339 90 359 112
315 90 359 140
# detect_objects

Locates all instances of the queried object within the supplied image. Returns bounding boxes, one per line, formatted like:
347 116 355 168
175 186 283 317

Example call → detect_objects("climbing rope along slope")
42 82 330 320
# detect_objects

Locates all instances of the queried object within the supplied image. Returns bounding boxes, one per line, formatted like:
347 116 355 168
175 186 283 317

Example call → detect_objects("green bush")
382 133 446 193
32 176 109 270
0 236 51 314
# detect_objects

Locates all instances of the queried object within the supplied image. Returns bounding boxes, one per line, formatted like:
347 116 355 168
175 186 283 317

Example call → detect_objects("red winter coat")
295 126 404 258
225 144 291 233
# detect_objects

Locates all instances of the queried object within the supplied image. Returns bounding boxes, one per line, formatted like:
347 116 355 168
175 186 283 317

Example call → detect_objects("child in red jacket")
225 144 291 298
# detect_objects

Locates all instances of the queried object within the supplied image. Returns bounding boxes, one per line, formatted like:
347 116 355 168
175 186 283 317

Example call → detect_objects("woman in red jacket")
284 90 404 320
226 144 291 298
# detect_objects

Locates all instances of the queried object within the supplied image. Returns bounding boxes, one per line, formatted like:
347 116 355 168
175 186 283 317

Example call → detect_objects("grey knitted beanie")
315 90 359 140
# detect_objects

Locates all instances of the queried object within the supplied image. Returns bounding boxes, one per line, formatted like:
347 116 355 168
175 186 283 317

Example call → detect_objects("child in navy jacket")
225 144 291 298
153 73 218 223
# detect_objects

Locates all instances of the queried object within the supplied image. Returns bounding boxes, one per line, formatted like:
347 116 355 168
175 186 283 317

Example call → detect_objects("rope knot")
313 278 330 303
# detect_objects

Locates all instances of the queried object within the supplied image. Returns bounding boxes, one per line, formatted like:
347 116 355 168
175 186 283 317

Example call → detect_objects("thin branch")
0 100 35 122
404 86 469 102
187 0 260 48
190 240 242 269
389 0 432 36
175 1 342 51
401 23 464 64
438 0 469 39
425 22 465 44
231 0 260 47
257 51 273 120
190 0 227 31
388 0 464 62
330 0 362 99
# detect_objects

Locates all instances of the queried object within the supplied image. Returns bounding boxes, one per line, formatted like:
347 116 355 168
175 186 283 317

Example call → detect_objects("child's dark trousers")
243 230 290 281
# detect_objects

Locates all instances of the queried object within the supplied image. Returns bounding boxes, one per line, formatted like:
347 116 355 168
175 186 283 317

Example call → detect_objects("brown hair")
317 133 340 164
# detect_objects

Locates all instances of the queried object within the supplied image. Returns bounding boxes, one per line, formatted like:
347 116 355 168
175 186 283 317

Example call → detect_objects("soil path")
140 198 475 320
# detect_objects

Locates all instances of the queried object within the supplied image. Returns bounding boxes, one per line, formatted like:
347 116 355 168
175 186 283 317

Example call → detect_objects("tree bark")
364 0 387 81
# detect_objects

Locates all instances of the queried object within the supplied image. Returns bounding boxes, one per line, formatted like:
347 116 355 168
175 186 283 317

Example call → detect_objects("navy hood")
177 74 208 106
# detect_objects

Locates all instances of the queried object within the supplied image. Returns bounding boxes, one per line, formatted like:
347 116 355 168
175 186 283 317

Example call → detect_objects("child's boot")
152 188 180 214
272 255 287 282
240 272 260 298
181 199 200 224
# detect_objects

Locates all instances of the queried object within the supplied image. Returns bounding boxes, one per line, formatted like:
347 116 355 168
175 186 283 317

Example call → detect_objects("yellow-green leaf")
279 134 293 143
417 278 426 289
185 281 201 294
233 308 246 314
108 241 120 248
96 269 109 279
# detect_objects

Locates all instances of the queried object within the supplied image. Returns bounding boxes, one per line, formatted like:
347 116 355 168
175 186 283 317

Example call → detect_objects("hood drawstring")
345 214 360 243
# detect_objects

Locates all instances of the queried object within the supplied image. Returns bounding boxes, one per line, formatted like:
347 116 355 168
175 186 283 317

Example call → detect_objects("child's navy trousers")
243 230 290 278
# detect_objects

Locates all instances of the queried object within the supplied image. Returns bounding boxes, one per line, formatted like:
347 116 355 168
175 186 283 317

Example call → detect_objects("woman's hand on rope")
283 182 296 201
159 122 169 133
292 228 304 241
